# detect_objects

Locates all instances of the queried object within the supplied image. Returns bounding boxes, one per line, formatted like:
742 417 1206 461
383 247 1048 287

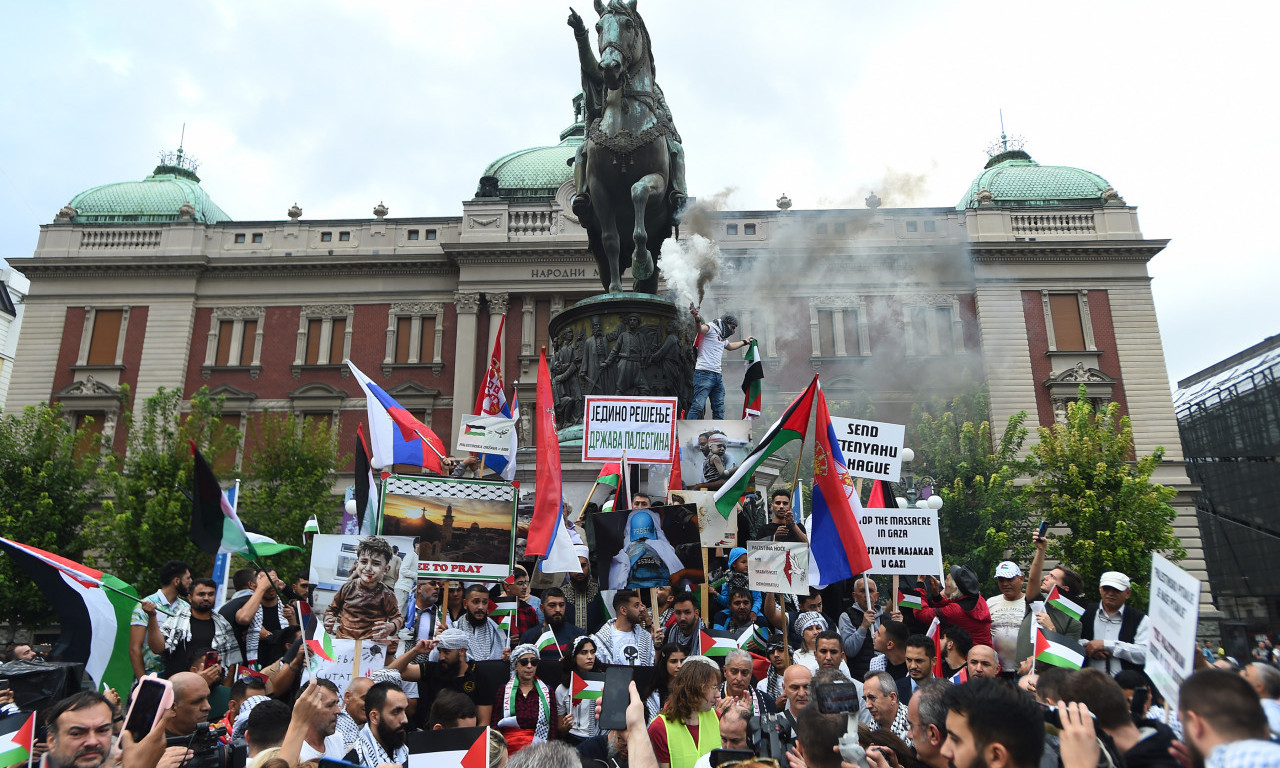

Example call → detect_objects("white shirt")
1088 604 1149 675
792 650 863 698
694 321 729 372
299 733 347 762
986 595 1027 672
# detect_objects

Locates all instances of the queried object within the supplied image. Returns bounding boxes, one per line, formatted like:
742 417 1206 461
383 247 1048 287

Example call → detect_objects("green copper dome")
68 159 230 224
478 137 580 202
957 149 1112 209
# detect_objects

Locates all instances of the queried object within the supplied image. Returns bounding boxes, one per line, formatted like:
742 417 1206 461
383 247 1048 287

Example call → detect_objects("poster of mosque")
594 505 705 590
379 475 518 582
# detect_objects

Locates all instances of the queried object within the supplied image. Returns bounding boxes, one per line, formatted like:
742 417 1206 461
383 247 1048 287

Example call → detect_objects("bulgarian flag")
713 375 819 519
0 713 35 767
535 629 562 657
897 590 924 610
572 671 606 700
190 443 301 559
1046 585 1085 621
1034 626 1086 670
741 339 763 420
699 629 738 657
0 538 138 695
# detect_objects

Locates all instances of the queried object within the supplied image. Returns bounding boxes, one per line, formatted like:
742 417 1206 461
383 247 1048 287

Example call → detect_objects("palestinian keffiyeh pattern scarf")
245 601 287 663
722 682 767 716
764 663 784 703
461 615 507 661
353 722 408 768
502 677 552 744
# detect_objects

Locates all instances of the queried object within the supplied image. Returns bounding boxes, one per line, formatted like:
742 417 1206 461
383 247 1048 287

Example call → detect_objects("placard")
594 506 704 589
746 541 811 595
380 475 517 581
455 414 517 457
675 420 754 489
302 638 387 698
829 417 906 482
582 395 678 464
1147 553 1201 707
857 508 943 575
668 489 737 548
309 533 416 628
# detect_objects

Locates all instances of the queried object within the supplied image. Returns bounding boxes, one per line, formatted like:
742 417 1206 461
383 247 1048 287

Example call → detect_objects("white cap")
1099 571 1131 591
994 561 1022 579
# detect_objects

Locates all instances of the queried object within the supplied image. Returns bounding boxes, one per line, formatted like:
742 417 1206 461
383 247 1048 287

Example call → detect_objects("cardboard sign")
747 541 811 595
675 420 754 488
455 414 517 457
669 489 738 548
582 395 678 464
1147 553 1201 707
829 417 906 482
309 533 416 622
302 638 387 698
380 475 517 582
857 508 943 576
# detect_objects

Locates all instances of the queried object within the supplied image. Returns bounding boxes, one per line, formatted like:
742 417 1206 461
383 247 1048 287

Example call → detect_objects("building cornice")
15 253 458 280
970 239 1170 264
442 241 593 264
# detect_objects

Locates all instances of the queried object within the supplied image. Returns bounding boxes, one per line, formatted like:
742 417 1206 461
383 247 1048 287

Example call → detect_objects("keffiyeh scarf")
353 722 408 768
764 664 784 703
461 616 506 661
246 601 287 663
502 677 552 744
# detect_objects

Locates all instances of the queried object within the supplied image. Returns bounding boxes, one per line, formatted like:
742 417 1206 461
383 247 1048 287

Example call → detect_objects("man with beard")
297 679 346 761
662 592 706 656
1060 669 1179 768
940 626 973 680
592 590 655 666
456 583 509 662
41 692 114 768
343 682 409 768
160 578 243 679
868 619 909 681
1178 668 1280 768
940 678 1043 768
839 575 886 681
520 588 583 659
564 546 606 632
400 579 441 646
286 572 312 603
898 633 937 704
221 569 297 667
391 629 498 730
713 588 764 635
130 559 190 679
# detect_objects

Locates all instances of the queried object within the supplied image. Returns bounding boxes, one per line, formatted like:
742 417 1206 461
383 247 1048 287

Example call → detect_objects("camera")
167 722 229 768
748 713 794 763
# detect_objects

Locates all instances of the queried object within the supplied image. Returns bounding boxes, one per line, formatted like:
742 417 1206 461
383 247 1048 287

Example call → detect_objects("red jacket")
914 593 993 649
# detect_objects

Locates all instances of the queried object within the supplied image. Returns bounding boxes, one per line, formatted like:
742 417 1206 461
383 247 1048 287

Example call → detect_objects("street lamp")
896 448 944 511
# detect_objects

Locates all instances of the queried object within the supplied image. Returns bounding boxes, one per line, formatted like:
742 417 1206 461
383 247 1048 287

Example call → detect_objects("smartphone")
710 749 757 767
119 677 174 747
0 677 9 690
815 682 861 715
203 651 220 670
597 666 633 732
1037 520 1048 539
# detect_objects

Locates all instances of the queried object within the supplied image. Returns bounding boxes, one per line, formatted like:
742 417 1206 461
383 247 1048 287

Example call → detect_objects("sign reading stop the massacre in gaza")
582 395 678 464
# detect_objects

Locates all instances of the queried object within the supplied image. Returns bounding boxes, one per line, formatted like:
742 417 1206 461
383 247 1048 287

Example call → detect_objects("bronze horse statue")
569 0 686 295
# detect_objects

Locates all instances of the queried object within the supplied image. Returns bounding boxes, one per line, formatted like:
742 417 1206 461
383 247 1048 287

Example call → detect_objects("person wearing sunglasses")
493 644 558 755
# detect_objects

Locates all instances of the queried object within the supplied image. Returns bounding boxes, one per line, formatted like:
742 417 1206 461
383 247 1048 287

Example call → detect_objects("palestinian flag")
713 375 819 519
897 591 924 610
741 339 763 420
737 624 769 653
596 463 622 488
307 621 335 664
1046 585 1085 621
867 479 894 509
1034 626 1086 670
571 671 606 700
190 442 301 559
0 712 36 767
699 629 738 657
0 538 138 695
405 725 489 768
303 514 319 546
536 629 562 657
491 601 517 634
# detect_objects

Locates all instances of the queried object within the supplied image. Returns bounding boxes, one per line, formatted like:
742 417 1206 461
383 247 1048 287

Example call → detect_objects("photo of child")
322 535 405 641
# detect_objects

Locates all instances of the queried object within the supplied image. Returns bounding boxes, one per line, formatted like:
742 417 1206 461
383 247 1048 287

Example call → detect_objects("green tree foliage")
237 413 345 582
1029 386 1185 606
87 387 240 587
909 388 1035 593
0 403 113 624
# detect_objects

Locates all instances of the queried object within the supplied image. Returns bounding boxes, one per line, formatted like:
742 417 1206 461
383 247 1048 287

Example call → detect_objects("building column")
487 292 509 379
451 291 482 443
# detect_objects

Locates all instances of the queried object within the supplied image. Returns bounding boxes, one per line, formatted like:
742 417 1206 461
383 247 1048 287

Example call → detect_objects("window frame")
383 302 446 375
1041 290 1097 353
292 304 355 376
202 306 266 379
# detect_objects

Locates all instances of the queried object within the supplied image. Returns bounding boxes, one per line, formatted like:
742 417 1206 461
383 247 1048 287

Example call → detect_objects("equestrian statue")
568 0 687 295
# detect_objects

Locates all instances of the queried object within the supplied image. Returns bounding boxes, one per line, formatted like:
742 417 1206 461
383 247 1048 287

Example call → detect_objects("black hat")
949 565 981 597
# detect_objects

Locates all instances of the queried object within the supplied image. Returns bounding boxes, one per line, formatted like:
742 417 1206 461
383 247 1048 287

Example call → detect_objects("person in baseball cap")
988 561 1027 677
1082 570 1150 677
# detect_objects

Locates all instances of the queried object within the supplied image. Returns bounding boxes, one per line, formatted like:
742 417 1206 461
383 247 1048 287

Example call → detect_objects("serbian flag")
0 538 138 695
713 376 819 519
235 665 270 683
808 381 873 582
1035 625 1086 669
950 666 968 684
296 601 314 632
472 317 517 482
699 629 739 657
405 725 489 768
528 351 563 559
926 617 944 678
571 671 606 700
0 713 35 767
348 360 448 475
1047 585 1085 621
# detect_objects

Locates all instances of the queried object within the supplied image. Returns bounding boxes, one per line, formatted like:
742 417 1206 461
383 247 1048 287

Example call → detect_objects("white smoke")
659 233 721 309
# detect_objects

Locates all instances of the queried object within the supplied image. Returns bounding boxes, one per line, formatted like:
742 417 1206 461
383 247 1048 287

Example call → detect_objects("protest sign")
669 489 737 548
675 420 754 488
309 533 416 623
582 395 678 464
829 417 906 482
857 508 942 576
1147 553 1201 707
455 415 517 457
746 541 811 595
595 506 704 590
302 637 387 698
380 475 517 581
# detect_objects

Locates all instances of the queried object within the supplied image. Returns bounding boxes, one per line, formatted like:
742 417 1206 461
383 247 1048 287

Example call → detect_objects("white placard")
1147 553 1201 707
582 395 678 464
302 638 387 698
747 541 811 595
669 490 737 548
858 508 943 575
455 414 517 457
829 417 906 482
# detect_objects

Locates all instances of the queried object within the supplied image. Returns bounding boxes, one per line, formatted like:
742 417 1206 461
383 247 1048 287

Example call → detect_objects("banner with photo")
675 420 755 489
302 637 387 699
668 489 737 548
381 475 518 582
594 505 705 590
309 533 416 630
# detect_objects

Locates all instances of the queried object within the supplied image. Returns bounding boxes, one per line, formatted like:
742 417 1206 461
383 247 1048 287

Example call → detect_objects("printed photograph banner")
302 638 387 699
828 417 906 482
1147 553 1201 707
675 420 755 489
594 505 705 590
668 489 737 548
380 475 517 582
746 541 811 595
582 395 678 464
309 533 416 626
858 509 942 576
455 415 517 458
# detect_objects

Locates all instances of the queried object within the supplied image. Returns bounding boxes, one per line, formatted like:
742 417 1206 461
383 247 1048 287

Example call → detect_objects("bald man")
966 646 1000 680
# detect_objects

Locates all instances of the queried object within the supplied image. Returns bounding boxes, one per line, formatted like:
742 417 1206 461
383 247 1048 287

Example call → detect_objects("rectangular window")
408 230 420 241
816 223 828 234
818 311 835 356
726 224 738 235
842 311 861 356
329 318 347 364
212 415 240 475
339 231 351 242
395 317 413 363
321 232 333 242
239 320 257 366
252 233 263 243
215 320 235 366
74 411 107 458
87 309 124 365
924 220 936 233
425 229 437 240
1049 294 1087 351
744 223 756 235
419 316 436 362
305 318 323 364
234 233 246 243
906 221 918 233
910 307 930 356
934 307 955 354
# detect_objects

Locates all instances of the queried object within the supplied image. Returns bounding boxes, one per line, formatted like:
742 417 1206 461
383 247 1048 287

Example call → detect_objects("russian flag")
348 361 447 474
808 380 872 583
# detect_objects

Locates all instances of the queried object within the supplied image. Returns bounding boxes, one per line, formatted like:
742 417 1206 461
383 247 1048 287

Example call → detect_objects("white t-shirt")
695 322 730 372
299 732 347 762
986 595 1027 672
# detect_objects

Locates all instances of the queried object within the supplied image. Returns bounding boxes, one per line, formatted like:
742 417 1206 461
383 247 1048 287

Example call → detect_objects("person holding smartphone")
1014 529 1085 673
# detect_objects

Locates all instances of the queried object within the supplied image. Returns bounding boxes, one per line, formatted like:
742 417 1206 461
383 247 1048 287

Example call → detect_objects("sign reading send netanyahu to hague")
455 414 517 458
582 395 678 464
858 509 943 576
829 417 906 482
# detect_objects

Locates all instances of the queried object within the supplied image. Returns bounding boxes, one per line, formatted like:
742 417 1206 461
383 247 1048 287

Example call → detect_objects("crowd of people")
4 508 1280 768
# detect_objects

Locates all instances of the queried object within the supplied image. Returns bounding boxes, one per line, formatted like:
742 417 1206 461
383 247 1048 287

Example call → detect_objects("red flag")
810 381 873 580
669 440 684 492
867 479 893 508
474 314 507 416
528 350 562 557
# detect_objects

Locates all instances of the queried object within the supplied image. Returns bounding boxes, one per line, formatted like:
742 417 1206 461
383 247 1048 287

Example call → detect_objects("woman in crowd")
644 643 687 722
720 649 775 716
790 612 850 677
492 644 557 754
647 657 729 768
555 636 601 744
914 565 993 648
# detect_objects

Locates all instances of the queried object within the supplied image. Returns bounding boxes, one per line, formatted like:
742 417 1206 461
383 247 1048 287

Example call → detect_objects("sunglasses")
517 658 538 667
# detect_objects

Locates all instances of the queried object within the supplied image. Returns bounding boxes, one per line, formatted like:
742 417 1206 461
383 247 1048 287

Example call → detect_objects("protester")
647 659 724 768
869 619 910 680
692 706 750 768
1178 668 1280 767
565 547 606 632
1060 668 1179 768
243 699 290 768
1080 570 1150 677
495 566 541 642
335 677 374 750
758 489 808 544
644 643 687 722
792 704 854 768
221 569 296 667
721 649 776 716
295 678 345 762
426 689 479 729
862 671 912 746
1241 662 1280 735
593 590 656 666
392 629 498 729
965 646 1000 680
130 560 190 679
160 578 243 678
686 307 753 420
400 579 442 645
713 587 763 635
455 583 511 661
492 644 557 753
343 681 409 768
42 692 115 768
755 632 791 710
520 587 584 659
906 678 953 768
1014 532 1084 672
221 677 267 744
913 566 993 649
940 678 1044 768
717 551 762 617
987 560 1028 679
556 636 602 744
839 576 886 681
664 592 708 656
939 626 973 681
899 633 937 704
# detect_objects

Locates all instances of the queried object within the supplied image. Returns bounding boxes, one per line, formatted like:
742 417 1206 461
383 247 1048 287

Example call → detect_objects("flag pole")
576 481 601 522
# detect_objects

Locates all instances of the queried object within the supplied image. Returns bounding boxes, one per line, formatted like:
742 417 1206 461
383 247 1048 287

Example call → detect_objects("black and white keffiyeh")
460 615 507 661
245 601 287 663
353 722 408 768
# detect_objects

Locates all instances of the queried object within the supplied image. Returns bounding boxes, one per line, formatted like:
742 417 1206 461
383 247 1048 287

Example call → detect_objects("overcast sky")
2 1 1276 389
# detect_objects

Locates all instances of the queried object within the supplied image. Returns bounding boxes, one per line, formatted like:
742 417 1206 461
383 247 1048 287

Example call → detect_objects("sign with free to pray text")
859 509 943 576
747 541 811 595
582 395 678 464
455 415 517 458
829 417 906 482
1146 552 1201 708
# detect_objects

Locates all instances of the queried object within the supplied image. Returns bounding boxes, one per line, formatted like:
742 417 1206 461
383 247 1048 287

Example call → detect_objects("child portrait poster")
309 533 416 621
594 505 705 590
379 475 517 582
667 489 738 548
675 420 754 489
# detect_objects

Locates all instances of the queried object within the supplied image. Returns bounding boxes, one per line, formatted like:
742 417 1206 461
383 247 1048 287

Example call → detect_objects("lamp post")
895 448 944 512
